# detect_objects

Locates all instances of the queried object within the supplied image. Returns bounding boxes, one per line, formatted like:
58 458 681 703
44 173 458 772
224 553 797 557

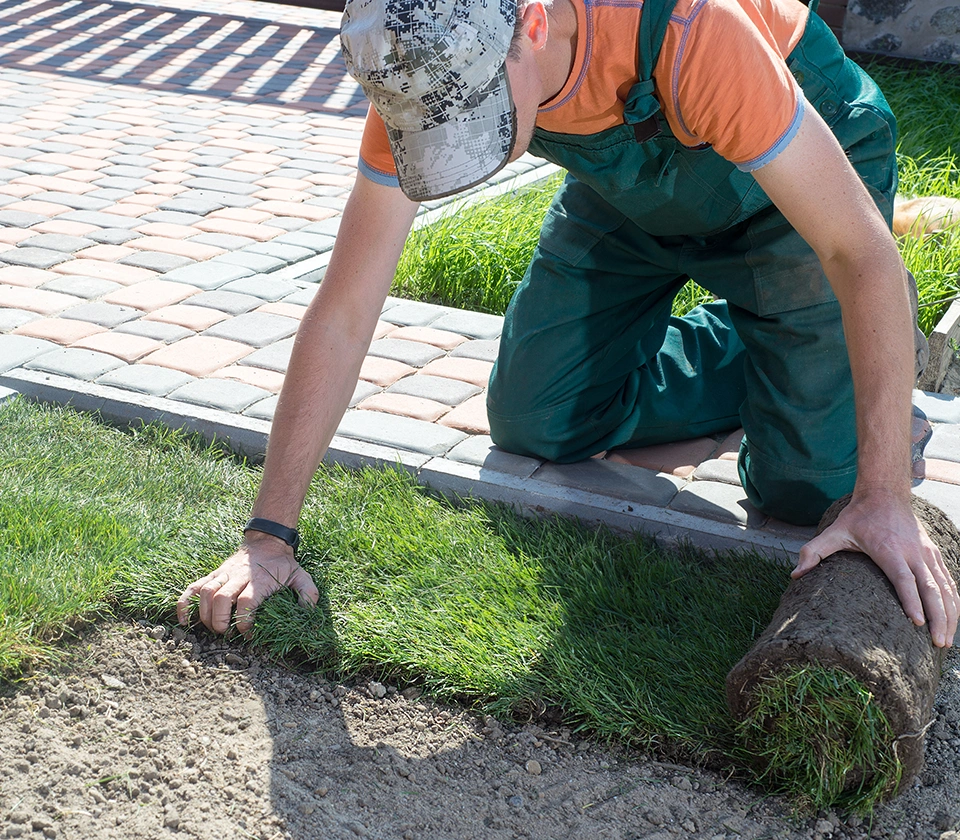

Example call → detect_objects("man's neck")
540 0 578 103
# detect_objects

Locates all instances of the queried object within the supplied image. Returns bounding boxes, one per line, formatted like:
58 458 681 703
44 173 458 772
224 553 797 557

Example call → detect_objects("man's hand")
176 532 320 637
794 490 958 648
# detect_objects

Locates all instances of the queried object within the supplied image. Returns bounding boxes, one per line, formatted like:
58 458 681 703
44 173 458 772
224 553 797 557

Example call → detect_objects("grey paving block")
9 161 67 176
163 262 255 291
273 231 336 252
215 251 288 274
913 390 960 425
669 481 765 527
107 155 157 168
61 302 141 328
925 423 960 463
379 301 448 327
203 312 299 347
336 410 466 457
350 380 381 407
368 338 445 367
191 234 256 252
96 364 195 397
430 311 503 340
115 320 194 343
279 285 319 307
183 291 262 315
185 190 257 209
41 275 121 299
60 211 141 230
168 378 271 413
269 217 311 232
301 218 341 237
156 196 225 216
120 252 194 273
237 338 293 373
245 241 315 263
0 309 41 332
194 146 242 159
0 248 70 269
0 334 58 374
219 276 300 301
0 210 47 228
94 176 150 192
445 434 541 478
34 192 113 211
270 253 329 283
184 178 260 196
533 460 683 507
185 167 259 183
243 395 278 421
24 347 125 381
143 211 209 226
84 189 132 204
0 385 18 407
451 339 500 363
387 373 481 405
912 479 960 526
20 234 96 253
691 458 741 485
88 229 141 245
102 165 154 179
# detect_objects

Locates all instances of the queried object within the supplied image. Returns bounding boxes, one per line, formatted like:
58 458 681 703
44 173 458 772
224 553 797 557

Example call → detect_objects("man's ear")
520 1 549 50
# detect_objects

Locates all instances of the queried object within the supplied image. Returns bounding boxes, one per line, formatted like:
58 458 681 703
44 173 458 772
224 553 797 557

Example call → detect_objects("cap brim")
386 64 516 202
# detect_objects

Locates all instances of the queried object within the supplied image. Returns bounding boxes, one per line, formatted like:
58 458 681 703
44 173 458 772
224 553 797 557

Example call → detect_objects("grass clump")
734 666 902 814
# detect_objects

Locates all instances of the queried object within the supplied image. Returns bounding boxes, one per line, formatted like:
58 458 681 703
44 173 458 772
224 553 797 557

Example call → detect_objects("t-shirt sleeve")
358 105 401 187
658 0 806 171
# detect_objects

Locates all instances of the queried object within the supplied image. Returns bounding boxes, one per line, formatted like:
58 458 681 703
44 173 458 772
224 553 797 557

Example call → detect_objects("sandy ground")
1 622 959 840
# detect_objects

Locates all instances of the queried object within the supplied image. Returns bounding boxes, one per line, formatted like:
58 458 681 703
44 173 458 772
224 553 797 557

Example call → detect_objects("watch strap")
244 517 300 552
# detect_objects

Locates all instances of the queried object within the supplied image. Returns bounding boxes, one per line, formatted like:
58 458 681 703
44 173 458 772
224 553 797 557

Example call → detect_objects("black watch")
244 517 300 552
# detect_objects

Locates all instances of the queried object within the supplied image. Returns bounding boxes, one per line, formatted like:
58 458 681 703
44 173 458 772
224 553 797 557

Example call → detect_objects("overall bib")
486 0 916 525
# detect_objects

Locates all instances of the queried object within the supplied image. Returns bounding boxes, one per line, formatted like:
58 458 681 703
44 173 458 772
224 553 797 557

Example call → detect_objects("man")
178 0 958 646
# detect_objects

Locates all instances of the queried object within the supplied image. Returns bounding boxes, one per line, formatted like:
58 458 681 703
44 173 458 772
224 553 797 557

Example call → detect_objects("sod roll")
726 495 960 809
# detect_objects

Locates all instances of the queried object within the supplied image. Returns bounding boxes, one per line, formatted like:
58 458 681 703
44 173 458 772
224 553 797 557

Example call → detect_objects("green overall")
486 0 912 525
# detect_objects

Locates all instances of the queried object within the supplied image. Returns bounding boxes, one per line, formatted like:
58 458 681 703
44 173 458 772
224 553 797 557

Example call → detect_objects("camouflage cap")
340 0 518 202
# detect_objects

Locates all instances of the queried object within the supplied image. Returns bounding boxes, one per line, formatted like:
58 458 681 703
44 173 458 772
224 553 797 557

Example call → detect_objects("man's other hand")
794 491 958 648
176 533 320 637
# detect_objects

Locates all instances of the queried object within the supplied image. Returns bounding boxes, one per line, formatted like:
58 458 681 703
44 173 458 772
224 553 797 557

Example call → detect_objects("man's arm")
176 173 420 635
751 105 958 647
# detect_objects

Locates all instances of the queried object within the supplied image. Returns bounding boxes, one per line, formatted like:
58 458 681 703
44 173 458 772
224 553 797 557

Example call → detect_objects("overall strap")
623 0 682 141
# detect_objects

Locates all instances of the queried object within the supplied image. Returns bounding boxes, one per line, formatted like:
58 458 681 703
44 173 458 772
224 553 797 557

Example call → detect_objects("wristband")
244 517 300 552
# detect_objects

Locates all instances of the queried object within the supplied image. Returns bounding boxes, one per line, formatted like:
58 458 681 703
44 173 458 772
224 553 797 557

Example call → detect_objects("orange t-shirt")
358 0 810 186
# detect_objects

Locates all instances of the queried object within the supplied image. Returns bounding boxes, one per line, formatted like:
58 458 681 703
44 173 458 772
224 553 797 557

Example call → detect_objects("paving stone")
350 380 381 406
155 200 224 219
104 279 199 311
280 285 319 306
115 319 194 343
13 317 106 345
244 241 315 263
336 410 466 457
606 438 720 478
88 228 141 245
163 262 254 291
203 312 300 347
0 385 18 406
419 357 494 388
185 178 260 196
95 363 195 397
167 378 271 413
60 302 142 328
691 458 742 485
915 458 960 486
913 390 960 425
243 395 279 421
367 338 445 368
71 332 162 362
437 394 490 434
430 310 503 340
0 334 58 373
20 234 96 253
359 356 416 387
445 434 542 478
272 231 336 252
669 481 765 527
0 266 55 288
0 285 83 315
185 167 260 183
212 365 286 394
237 337 296 373
912 480 960 527
385 326 467 351
93 176 150 191
184 189 258 209
11 161 69 176
85 189 133 204
219 275 300 301
102 164 154 180
357 392 451 423
0 210 47 228
0 309 41 332
141 336 253 377
450 339 500 362
0 247 70 269
182 290 263 315
533 460 683 507
24 347 125 381
379 300 447 327
143 210 209 226
119 251 194 273
144 304 228 331
190 233 256 252
57 210 141 230
387 373 481 406
924 423 960 463
33 192 113 211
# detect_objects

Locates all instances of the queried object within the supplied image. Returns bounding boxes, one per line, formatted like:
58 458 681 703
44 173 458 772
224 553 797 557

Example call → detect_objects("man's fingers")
289 566 321 607
794 532 843 579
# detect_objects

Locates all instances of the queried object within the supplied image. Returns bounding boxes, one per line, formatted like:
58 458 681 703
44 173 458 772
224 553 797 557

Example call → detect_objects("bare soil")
1 622 959 840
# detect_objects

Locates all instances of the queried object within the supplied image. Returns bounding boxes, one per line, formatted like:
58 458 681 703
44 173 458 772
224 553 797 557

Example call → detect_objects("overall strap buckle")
632 115 662 142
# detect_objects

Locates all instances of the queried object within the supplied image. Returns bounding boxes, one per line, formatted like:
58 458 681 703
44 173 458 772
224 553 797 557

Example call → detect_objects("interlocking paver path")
2 0 960 558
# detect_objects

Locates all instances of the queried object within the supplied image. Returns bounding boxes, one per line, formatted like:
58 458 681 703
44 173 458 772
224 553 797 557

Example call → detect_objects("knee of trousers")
737 442 858 526
486 395 591 464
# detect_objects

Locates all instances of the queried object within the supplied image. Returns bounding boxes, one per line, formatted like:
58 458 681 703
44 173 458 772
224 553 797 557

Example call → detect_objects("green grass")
1 397 790 766
392 58 960 333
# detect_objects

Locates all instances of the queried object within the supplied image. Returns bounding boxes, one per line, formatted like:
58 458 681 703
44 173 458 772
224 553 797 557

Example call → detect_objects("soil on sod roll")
726 495 960 808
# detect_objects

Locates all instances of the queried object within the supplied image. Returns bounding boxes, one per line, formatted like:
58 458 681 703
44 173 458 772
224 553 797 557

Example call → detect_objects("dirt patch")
1 622 959 840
